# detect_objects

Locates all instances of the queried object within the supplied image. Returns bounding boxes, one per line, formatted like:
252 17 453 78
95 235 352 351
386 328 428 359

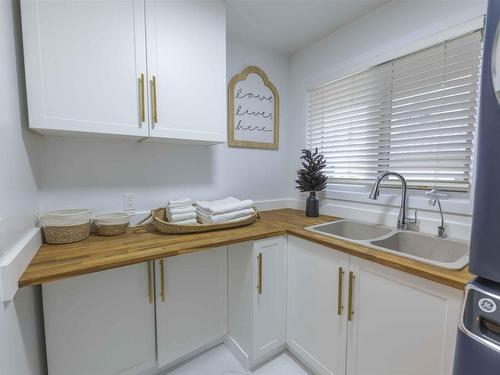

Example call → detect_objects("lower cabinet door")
155 246 228 369
42 262 156 375
346 256 463 375
287 236 349 375
252 236 287 362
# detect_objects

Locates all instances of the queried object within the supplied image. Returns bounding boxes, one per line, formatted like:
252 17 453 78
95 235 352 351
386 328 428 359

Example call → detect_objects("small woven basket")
42 222 90 244
95 223 129 236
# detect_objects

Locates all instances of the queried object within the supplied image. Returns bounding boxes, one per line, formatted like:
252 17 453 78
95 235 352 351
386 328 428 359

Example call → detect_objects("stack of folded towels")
166 198 198 225
195 196 255 224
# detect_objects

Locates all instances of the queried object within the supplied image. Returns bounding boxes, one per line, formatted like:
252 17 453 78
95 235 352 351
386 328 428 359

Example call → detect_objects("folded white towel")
195 196 254 215
171 218 198 225
167 211 197 222
167 198 192 209
197 208 255 224
167 205 196 215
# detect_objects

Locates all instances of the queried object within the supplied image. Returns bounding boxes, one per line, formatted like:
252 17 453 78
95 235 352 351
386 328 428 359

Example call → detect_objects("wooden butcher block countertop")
19 209 474 289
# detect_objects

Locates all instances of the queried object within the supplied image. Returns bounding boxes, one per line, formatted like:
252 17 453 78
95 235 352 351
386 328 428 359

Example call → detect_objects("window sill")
324 188 472 216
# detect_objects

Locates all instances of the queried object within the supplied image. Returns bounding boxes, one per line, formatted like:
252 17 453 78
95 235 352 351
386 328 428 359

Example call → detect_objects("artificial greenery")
295 148 328 192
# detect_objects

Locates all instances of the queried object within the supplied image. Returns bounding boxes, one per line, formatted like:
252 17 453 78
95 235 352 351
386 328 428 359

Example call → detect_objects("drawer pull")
147 261 153 304
257 252 263 294
160 259 165 302
139 73 145 123
151 76 158 125
338 267 344 316
348 271 355 321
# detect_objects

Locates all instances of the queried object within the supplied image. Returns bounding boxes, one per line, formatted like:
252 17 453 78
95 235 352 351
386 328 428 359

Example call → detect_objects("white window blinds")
307 30 482 191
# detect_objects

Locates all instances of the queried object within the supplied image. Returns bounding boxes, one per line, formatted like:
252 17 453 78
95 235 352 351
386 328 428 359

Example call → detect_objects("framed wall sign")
228 66 279 149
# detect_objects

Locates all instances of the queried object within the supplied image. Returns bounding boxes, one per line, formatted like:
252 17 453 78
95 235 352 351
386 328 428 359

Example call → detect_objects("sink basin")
370 231 469 270
306 219 469 270
306 220 393 241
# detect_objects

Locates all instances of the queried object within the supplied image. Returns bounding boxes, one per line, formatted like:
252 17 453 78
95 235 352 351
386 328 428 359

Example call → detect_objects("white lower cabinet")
287 236 349 375
155 246 228 369
41 235 463 375
227 236 287 369
286 236 463 375
347 256 463 375
42 262 156 375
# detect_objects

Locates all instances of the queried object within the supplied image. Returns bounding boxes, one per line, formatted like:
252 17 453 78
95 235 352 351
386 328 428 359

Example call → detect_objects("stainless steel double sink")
305 220 469 270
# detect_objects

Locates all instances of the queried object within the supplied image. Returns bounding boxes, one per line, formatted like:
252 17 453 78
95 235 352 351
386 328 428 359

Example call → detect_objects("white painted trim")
304 13 485 90
224 335 250 370
325 188 472 216
251 344 287 371
0 228 42 301
151 337 225 375
300 11 485 216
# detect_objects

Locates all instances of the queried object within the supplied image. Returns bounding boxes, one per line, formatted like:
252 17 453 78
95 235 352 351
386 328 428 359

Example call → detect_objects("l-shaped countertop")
19 209 473 289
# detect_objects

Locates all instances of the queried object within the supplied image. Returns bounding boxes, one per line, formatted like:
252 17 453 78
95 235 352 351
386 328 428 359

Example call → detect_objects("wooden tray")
136 207 260 234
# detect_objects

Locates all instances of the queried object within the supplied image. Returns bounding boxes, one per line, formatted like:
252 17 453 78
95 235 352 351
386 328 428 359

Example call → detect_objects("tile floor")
164 344 311 375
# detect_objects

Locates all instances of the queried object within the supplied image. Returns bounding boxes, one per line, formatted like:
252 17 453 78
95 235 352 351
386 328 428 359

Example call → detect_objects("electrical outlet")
123 193 136 211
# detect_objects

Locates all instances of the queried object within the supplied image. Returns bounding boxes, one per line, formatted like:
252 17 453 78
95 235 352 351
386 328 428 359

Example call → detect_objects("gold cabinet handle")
348 271 355 321
150 75 158 125
139 73 145 123
160 259 165 302
147 261 153 304
338 267 344 316
257 252 263 294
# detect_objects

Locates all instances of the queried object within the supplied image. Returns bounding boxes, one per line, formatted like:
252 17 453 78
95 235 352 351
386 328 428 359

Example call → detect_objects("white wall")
0 0 46 374
288 0 487 240
34 36 291 216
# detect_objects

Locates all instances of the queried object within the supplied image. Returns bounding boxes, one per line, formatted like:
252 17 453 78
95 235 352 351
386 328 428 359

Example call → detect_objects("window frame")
302 15 484 215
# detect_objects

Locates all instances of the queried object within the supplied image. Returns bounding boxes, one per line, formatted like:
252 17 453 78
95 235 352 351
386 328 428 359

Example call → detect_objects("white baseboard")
251 344 287 371
152 336 225 375
224 335 250 370
224 335 287 371
287 340 332 375
0 228 42 301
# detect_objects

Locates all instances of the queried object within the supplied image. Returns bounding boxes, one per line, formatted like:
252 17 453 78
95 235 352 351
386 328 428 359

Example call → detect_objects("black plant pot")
305 191 319 217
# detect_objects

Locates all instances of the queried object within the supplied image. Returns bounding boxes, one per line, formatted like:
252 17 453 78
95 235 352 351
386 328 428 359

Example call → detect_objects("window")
307 30 482 192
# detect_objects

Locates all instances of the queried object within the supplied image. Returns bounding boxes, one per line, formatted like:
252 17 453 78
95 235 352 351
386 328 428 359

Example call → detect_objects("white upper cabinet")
21 0 149 138
20 0 227 143
146 1 227 143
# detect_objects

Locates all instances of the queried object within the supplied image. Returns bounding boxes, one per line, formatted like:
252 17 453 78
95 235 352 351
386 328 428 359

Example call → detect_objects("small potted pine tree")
295 148 328 217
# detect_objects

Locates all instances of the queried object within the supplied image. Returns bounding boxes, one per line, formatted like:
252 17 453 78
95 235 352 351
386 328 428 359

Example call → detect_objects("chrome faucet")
425 189 449 239
369 171 416 230
431 199 447 238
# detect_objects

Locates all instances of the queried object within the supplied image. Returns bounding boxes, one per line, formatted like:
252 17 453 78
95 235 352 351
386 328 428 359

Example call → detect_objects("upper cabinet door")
21 0 149 137
146 0 227 143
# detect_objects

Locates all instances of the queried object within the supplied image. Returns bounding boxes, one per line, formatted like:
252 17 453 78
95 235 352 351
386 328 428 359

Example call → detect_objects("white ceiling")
226 0 390 55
